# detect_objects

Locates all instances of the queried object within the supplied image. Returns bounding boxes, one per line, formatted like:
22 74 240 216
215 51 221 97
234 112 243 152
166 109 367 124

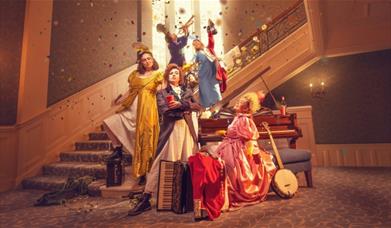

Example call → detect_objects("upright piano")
198 112 302 149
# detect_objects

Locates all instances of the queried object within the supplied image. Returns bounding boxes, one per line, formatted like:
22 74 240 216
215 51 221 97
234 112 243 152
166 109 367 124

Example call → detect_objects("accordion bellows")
157 160 193 214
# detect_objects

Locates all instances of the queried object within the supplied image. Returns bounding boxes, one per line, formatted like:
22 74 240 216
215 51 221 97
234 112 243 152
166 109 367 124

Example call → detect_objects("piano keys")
198 113 302 149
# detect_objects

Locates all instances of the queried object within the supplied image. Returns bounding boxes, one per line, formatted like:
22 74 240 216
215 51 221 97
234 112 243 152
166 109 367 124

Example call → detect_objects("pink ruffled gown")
216 114 276 209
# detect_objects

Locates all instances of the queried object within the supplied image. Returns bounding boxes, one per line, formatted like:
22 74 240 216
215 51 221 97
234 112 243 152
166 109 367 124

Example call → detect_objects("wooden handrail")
238 0 304 48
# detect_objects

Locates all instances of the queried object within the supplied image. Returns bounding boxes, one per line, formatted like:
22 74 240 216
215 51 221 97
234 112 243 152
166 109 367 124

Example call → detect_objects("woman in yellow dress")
103 49 163 185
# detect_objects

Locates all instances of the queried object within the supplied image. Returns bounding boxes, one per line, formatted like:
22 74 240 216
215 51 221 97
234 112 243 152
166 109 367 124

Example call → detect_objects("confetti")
215 19 222 26
90 2 94 7
179 8 186 14
76 2 80 6
53 21 59 26
142 32 146 35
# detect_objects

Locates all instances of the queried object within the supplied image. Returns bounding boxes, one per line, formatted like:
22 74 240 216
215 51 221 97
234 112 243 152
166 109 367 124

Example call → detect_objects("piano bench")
268 148 313 187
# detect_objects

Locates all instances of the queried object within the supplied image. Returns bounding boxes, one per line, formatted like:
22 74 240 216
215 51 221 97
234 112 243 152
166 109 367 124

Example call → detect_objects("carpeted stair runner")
22 131 131 196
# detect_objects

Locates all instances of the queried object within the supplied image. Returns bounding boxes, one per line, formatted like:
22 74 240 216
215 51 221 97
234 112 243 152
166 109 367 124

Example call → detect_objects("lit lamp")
309 81 326 98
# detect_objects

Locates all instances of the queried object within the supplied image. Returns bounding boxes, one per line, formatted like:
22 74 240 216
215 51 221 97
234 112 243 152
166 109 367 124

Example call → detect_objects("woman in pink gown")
215 92 276 209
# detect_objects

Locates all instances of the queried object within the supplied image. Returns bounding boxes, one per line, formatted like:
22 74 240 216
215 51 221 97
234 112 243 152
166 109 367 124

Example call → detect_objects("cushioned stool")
259 139 313 187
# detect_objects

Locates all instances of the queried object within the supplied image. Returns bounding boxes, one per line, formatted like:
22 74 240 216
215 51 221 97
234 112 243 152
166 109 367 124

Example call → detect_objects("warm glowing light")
309 83 313 87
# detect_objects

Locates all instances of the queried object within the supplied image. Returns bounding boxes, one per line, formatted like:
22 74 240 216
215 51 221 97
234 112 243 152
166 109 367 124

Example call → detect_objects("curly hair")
163 63 183 85
241 92 261 114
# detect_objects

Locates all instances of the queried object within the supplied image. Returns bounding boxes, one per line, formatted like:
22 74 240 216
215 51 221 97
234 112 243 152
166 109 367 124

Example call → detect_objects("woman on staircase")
103 46 163 186
128 64 201 216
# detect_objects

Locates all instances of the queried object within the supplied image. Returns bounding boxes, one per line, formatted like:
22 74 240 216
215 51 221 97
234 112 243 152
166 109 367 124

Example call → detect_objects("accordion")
157 160 193 214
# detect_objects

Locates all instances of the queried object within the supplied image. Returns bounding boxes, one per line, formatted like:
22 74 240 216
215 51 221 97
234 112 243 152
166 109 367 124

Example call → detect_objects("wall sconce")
309 81 326 98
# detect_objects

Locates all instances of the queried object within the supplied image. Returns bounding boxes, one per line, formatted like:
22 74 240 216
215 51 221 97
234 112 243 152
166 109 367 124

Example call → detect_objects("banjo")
261 122 298 199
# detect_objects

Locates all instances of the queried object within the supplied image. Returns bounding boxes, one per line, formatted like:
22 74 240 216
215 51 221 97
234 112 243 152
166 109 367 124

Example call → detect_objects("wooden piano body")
198 113 302 149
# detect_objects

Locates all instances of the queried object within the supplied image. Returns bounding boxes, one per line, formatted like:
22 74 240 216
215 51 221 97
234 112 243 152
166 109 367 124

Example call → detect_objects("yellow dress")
118 70 163 178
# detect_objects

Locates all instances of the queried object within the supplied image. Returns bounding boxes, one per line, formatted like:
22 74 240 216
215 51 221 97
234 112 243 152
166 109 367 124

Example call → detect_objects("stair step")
60 151 111 162
60 151 132 164
43 162 106 179
88 179 106 197
22 175 108 197
88 132 109 140
22 175 68 191
75 140 112 151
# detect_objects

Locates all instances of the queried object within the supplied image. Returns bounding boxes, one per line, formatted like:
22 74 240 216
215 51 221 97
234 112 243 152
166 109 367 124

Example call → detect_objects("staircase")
22 131 131 196
21 0 310 197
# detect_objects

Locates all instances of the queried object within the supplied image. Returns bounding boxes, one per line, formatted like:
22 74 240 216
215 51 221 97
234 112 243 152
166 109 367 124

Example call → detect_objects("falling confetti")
165 0 170 4
76 2 80 6
53 21 59 26
90 2 94 7
131 20 135 24
179 8 186 14
142 32 146 35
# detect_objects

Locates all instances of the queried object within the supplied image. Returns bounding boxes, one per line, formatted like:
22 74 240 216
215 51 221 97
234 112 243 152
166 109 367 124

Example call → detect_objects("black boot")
128 193 152 216
105 146 123 161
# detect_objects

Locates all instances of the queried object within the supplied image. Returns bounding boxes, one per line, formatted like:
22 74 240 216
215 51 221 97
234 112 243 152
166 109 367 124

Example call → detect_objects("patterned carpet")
1 167 390 227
